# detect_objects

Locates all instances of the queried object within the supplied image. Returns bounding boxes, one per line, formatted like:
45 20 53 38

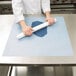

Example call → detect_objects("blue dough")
32 21 47 37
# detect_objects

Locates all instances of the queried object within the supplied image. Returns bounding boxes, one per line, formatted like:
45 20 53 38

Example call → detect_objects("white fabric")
12 0 51 23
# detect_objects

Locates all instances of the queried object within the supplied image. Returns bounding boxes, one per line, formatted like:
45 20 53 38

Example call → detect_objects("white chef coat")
12 0 51 23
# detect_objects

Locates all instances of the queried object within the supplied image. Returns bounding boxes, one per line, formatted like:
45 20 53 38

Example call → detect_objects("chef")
12 0 55 36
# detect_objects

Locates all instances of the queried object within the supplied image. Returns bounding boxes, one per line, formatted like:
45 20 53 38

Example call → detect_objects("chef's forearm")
45 11 51 18
19 20 27 28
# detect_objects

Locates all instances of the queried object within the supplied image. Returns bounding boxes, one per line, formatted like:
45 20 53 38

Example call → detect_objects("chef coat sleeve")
12 0 24 23
41 0 51 13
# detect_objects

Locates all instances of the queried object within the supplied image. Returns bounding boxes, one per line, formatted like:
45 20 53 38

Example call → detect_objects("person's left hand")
46 17 56 25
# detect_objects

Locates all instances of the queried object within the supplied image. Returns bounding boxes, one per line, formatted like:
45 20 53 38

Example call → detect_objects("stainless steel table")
0 14 76 76
0 14 76 66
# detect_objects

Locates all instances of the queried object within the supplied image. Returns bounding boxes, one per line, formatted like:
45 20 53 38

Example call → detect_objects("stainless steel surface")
15 66 73 76
50 0 76 4
0 14 76 65
54 66 73 76
0 1 11 4
0 66 9 76
0 0 76 4
16 67 54 76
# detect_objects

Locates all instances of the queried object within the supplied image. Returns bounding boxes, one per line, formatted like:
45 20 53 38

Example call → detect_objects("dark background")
0 0 76 14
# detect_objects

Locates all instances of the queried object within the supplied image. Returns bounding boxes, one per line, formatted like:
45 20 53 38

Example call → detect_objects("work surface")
0 14 76 65
3 16 73 56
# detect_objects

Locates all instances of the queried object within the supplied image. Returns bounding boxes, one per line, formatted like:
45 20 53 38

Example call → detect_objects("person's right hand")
22 25 33 36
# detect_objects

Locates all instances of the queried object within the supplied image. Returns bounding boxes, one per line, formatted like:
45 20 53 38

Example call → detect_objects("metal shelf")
0 1 11 4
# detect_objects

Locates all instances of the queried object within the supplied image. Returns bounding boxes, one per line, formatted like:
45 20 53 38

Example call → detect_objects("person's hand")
46 17 56 25
22 25 33 36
